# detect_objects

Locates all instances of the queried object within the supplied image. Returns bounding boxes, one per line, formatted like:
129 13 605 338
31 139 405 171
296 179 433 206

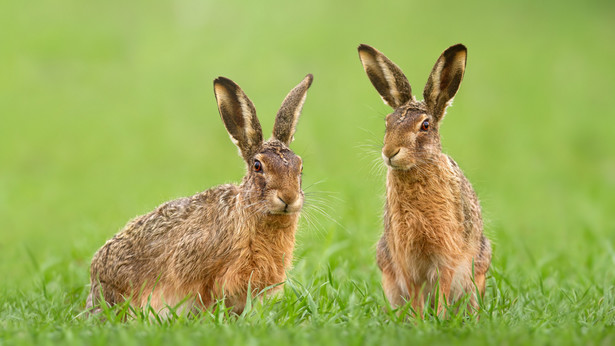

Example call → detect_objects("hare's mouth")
387 162 416 171
270 209 300 215
269 195 303 215
384 157 416 171
269 205 302 215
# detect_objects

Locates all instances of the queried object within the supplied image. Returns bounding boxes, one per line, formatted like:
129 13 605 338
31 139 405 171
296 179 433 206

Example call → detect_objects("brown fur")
86 74 314 316
358 44 491 316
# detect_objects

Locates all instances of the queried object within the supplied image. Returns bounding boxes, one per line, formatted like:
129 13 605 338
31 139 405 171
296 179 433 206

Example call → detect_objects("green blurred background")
1 0 614 321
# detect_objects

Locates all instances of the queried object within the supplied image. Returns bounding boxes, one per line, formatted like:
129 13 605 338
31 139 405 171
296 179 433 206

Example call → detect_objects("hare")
85 74 314 316
358 44 491 316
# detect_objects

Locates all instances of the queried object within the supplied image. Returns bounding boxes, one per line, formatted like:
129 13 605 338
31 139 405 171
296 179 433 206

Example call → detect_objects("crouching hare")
86 74 313 316
358 44 491 316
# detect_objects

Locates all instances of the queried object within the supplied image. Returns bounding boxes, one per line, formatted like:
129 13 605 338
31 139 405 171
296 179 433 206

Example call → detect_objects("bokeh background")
1 0 614 342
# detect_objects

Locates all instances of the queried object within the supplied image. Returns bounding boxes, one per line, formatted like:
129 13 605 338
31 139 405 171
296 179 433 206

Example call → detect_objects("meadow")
1 0 614 344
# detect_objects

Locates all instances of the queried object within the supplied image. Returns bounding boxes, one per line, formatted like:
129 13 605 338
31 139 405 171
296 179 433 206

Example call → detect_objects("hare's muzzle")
382 146 417 170
271 192 303 214
382 145 402 167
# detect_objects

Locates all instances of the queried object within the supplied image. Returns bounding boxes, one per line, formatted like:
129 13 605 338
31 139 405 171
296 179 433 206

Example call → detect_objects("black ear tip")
214 76 228 84
441 44 467 62
449 43 467 53
304 73 314 87
358 43 375 53
213 76 239 92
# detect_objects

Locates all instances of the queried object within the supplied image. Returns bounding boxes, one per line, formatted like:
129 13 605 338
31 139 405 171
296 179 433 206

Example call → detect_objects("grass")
1 0 615 344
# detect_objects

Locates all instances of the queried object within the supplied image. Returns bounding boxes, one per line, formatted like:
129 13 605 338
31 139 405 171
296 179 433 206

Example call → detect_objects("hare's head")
214 75 313 215
358 44 467 170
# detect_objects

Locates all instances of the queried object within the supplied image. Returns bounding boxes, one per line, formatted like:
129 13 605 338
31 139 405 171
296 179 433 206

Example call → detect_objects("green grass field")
2 0 614 344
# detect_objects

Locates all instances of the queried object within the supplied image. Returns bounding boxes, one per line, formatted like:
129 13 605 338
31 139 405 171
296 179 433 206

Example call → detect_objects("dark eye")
420 120 429 131
253 160 262 172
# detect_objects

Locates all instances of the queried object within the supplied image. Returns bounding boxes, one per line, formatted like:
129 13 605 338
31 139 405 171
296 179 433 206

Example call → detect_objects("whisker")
303 179 328 191
299 208 327 238
304 202 344 231
304 192 343 204
301 187 346 234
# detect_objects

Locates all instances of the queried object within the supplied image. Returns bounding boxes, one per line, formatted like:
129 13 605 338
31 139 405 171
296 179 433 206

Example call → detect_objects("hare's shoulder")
444 154 461 173
444 155 473 188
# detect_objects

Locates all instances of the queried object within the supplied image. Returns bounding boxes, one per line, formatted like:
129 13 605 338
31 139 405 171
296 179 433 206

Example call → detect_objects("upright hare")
86 74 314 316
358 44 491 315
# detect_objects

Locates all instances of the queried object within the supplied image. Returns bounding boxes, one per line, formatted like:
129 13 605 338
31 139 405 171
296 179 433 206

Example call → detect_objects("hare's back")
90 196 200 279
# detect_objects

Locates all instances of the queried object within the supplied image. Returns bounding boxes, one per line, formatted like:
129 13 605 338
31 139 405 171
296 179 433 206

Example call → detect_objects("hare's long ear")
214 77 263 160
272 74 313 146
358 44 413 109
423 44 467 122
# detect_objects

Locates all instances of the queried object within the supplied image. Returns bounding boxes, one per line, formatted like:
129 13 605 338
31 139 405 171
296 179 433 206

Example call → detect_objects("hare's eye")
420 120 429 131
253 160 263 172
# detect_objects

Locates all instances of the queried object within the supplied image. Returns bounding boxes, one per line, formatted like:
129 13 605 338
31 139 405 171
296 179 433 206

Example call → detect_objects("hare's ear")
272 74 313 146
214 77 263 160
358 44 413 109
423 44 467 122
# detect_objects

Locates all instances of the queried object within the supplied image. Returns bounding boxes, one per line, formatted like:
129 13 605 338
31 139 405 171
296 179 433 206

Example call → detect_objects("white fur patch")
428 59 444 102
237 91 256 144
376 55 400 106
289 91 307 142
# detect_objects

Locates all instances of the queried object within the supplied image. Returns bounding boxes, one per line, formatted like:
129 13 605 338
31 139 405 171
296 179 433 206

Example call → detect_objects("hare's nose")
382 147 400 160
277 193 297 208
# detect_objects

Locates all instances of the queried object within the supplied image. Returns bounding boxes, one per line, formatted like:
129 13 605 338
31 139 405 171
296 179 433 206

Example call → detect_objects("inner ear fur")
214 77 263 161
423 44 467 122
358 44 413 109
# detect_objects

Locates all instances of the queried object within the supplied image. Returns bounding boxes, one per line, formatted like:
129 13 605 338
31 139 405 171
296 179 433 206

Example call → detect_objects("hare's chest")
387 195 465 282
222 244 288 287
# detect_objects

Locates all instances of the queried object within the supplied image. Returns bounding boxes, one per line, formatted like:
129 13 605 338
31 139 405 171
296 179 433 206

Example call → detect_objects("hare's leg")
382 270 405 308
436 268 454 317
467 272 486 313
85 281 96 309
473 235 491 301
408 281 425 319
85 279 109 314
475 272 486 297
224 292 248 315
85 278 127 315
85 288 101 315
378 239 407 309
192 289 214 314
